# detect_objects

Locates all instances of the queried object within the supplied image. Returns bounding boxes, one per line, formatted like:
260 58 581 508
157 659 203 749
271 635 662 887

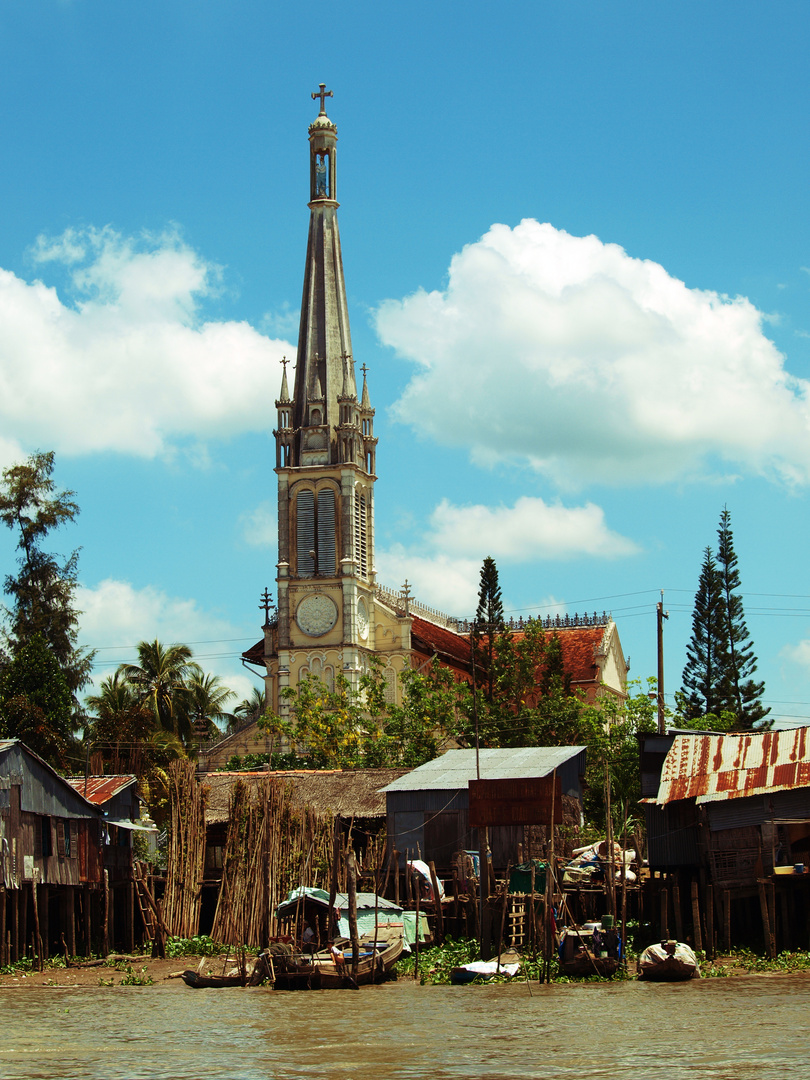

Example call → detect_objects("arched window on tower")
296 486 337 578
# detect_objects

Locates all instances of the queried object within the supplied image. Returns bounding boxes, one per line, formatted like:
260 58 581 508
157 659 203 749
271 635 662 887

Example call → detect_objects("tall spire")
290 83 354 464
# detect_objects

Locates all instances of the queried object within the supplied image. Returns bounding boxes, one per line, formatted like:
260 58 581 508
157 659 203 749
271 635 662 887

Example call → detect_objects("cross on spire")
360 363 369 378
312 83 333 114
280 355 288 373
259 588 275 626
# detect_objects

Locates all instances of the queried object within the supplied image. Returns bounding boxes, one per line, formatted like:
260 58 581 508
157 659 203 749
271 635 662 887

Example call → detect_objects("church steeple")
285 83 356 467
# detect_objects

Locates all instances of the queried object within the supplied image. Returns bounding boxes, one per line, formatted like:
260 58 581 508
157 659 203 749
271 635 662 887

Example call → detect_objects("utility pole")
657 591 669 735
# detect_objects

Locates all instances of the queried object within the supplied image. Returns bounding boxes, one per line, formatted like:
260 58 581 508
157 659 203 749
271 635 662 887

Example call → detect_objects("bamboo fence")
163 759 207 937
211 777 342 947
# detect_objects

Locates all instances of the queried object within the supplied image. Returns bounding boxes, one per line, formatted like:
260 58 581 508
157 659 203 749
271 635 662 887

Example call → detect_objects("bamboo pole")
347 848 359 982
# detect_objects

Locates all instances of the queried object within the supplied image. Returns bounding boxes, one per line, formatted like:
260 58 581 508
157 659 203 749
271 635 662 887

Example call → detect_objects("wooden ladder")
133 862 156 943
508 894 527 948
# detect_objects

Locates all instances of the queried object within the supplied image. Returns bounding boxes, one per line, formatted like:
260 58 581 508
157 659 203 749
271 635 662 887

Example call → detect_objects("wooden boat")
558 926 621 978
312 924 405 989
638 941 700 981
182 951 274 989
450 952 522 984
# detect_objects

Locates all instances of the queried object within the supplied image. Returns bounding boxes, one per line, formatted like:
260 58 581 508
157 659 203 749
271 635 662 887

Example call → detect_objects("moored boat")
312 924 405 989
182 951 274 988
638 940 700 981
558 925 621 978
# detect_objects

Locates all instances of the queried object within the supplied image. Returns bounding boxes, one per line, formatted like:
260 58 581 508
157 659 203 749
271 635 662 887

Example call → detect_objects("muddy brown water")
1 975 810 1079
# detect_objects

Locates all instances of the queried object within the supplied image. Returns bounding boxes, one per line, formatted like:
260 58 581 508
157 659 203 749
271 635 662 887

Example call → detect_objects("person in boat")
302 922 316 952
330 943 345 969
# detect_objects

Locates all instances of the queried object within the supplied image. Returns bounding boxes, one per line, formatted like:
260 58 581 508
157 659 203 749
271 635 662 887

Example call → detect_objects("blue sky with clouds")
1 1 810 722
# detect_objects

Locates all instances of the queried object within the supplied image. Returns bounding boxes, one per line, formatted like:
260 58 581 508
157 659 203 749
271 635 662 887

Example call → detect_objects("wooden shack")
382 746 587 876
0 739 105 964
641 728 810 952
65 774 146 953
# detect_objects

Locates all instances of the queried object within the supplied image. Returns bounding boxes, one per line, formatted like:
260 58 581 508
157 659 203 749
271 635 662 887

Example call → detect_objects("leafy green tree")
121 640 200 744
0 452 94 695
0 633 75 768
716 507 769 729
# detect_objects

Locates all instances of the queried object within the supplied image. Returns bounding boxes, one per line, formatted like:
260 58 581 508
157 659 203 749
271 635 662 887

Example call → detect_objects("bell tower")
270 85 379 715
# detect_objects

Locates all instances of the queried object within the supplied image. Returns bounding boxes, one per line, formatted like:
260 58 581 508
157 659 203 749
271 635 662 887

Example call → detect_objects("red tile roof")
411 618 607 688
65 775 138 805
411 616 473 672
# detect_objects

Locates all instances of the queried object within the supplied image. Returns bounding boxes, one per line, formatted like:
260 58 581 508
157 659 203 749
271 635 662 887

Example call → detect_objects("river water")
2 976 809 1080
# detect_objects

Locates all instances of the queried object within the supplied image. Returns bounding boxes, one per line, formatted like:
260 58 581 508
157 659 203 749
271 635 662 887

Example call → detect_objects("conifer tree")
680 510 769 729
681 547 726 719
473 556 504 704
716 507 769 728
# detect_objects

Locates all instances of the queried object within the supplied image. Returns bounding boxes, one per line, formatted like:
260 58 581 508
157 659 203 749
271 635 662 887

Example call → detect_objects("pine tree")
680 510 770 730
681 547 726 720
473 556 504 704
715 507 769 729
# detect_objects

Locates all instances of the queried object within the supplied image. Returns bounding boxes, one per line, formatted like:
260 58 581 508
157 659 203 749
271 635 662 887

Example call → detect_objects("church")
202 87 628 770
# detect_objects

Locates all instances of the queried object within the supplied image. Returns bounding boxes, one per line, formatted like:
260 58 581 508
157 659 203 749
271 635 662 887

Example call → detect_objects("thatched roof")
202 768 409 825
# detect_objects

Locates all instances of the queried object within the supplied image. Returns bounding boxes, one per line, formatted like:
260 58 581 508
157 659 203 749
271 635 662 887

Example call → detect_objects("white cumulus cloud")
0 226 292 459
76 578 261 703
375 220 810 488
376 494 637 616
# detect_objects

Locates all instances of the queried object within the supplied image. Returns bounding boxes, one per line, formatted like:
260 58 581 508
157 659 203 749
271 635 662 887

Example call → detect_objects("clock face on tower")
296 593 338 637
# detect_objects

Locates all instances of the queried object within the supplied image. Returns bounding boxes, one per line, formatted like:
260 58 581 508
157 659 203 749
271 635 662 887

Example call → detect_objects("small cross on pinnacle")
360 363 369 379
312 83 333 114
280 356 288 373
259 588 275 626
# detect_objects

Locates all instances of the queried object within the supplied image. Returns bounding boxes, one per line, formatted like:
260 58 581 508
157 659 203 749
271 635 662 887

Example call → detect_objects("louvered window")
297 490 316 577
296 487 337 577
317 488 336 575
354 491 368 578
383 667 396 704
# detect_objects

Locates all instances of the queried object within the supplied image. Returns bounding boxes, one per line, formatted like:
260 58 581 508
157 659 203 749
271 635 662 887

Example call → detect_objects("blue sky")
1 2 810 723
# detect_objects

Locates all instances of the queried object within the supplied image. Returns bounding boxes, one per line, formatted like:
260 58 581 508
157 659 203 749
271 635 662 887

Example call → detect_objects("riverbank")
2 947 810 990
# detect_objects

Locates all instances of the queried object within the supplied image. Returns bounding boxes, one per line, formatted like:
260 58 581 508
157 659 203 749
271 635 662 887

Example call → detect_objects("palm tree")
228 685 267 734
121 640 200 744
188 671 236 743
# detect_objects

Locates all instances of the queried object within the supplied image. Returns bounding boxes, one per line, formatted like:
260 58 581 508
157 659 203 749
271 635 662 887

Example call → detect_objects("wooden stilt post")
13 887 20 962
83 884 91 957
392 848 400 907
102 870 110 956
346 849 359 982
127 883 135 954
672 877 683 942
65 885 76 958
706 884 714 959
758 878 775 958
0 887 6 966
691 879 703 953
40 885 49 959
660 882 669 940
32 884 43 971
428 860 443 946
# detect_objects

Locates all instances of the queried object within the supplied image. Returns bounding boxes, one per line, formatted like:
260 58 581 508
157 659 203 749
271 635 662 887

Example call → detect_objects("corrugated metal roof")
65 775 138 805
381 746 587 793
656 728 810 806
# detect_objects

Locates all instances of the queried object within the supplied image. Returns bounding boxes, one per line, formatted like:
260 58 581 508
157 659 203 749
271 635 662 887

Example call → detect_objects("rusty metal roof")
656 728 810 805
65 775 138 805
